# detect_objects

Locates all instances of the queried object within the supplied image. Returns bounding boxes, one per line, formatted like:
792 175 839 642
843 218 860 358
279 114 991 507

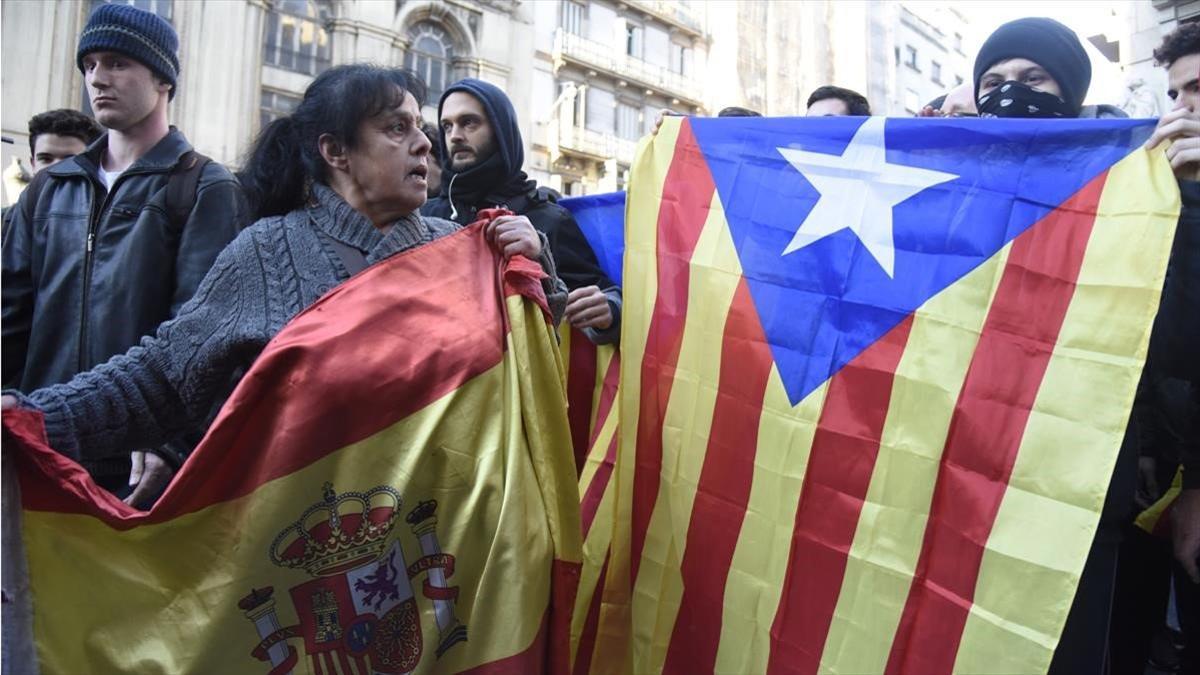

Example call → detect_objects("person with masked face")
422 79 620 345
972 17 1166 674
974 17 1125 121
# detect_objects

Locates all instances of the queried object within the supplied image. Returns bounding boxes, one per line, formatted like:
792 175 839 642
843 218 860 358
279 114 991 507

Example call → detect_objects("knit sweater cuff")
22 387 82 461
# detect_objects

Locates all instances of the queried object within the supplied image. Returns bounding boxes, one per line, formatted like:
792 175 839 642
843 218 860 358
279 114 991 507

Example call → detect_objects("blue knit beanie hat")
77 3 180 99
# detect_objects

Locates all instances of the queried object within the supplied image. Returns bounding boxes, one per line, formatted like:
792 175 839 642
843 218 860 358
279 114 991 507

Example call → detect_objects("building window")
671 44 691 76
264 0 332 76
955 74 964 87
404 22 455 103
585 86 615 134
954 32 963 53
904 88 920 114
616 103 639 140
931 61 942 85
90 0 173 20
626 23 643 58
904 45 919 71
561 1 584 36
260 89 302 128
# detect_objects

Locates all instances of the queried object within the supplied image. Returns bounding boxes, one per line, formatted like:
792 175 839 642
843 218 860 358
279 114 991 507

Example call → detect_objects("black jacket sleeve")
2 184 40 388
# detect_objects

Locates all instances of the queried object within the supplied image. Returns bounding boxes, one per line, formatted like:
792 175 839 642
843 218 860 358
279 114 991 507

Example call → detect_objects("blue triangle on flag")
688 116 1153 406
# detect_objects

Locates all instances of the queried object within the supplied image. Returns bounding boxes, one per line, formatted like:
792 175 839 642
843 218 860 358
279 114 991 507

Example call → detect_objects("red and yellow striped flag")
558 327 622 675
4 221 582 674
582 116 1180 674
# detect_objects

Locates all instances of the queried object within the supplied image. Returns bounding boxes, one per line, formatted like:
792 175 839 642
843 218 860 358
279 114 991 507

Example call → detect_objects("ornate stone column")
172 0 269 167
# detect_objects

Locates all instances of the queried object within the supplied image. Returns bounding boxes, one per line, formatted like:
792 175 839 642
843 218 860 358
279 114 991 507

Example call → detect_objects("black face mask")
977 81 1073 119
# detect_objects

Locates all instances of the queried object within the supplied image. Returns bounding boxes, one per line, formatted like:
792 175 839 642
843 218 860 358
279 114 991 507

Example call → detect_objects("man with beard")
422 79 620 344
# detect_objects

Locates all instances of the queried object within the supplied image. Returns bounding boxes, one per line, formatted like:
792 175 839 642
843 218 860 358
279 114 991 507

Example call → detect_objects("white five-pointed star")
777 117 958 277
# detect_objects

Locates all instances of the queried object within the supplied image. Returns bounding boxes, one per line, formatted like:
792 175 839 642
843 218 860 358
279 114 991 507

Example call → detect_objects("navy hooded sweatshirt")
422 78 620 344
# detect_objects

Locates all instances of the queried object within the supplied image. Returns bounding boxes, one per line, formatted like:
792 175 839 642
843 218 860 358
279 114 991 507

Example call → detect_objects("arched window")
404 22 454 102
264 0 332 76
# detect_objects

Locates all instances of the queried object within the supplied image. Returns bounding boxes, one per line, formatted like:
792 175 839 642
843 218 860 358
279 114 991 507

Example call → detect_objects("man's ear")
153 75 172 95
318 133 349 171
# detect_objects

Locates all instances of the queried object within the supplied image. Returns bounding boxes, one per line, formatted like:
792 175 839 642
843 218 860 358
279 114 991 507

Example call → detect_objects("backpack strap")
164 150 212 227
15 167 56 222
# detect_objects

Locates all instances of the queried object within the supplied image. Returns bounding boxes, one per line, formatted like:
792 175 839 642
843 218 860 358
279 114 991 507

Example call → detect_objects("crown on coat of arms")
269 482 401 577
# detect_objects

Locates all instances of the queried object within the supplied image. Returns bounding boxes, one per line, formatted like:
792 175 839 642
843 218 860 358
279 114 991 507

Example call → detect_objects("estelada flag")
556 193 626 675
582 116 1180 675
2 219 582 675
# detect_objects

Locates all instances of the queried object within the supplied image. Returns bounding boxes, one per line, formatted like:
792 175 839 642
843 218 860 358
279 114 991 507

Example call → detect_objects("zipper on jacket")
77 165 176 371
78 169 138 371
78 177 105 372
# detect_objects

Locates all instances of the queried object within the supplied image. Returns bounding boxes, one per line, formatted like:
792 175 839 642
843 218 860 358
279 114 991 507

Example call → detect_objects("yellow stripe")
571 461 619 667
714 369 829 673
1136 468 1183 535
593 120 683 675
571 400 621 664
589 345 617 435
629 192 741 674
954 149 1180 672
816 243 1010 672
577 389 621 502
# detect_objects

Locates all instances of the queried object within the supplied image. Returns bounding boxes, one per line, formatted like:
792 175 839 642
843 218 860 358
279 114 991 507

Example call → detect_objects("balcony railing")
629 0 704 35
558 125 638 165
554 29 702 106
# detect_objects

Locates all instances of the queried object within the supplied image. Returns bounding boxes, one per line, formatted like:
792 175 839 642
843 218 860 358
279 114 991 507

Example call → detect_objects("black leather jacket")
2 128 247 466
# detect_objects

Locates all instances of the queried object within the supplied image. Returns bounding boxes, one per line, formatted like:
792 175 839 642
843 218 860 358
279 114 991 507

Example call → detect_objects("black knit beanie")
76 3 180 99
973 17 1091 116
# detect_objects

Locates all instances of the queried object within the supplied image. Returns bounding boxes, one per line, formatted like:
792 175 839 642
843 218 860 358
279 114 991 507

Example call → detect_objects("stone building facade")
1 0 716 203
3 0 932 206
1116 0 1200 118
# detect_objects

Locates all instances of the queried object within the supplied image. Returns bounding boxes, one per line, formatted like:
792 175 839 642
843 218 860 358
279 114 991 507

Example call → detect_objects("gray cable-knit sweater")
19 183 567 462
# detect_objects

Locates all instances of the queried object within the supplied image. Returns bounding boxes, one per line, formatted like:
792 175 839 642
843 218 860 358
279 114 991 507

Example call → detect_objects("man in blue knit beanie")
2 3 248 507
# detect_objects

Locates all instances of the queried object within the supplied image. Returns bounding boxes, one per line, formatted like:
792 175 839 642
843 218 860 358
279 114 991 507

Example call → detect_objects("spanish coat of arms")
238 483 467 675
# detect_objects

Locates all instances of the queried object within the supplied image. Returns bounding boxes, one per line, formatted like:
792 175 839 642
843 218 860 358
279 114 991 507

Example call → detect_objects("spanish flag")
3 219 582 674
579 116 1180 674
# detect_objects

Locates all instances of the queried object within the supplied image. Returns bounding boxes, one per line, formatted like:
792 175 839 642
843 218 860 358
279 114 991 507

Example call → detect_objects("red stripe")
581 431 620 538
588 352 621 449
567 328 600 473
14 224 524 527
630 120 718 585
572 552 612 675
662 279 775 673
765 315 915 675
579 353 624 536
884 172 1109 674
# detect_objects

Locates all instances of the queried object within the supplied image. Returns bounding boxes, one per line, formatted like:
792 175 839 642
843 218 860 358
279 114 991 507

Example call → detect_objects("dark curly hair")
28 109 103 157
1154 20 1200 67
238 64 427 220
806 86 872 116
